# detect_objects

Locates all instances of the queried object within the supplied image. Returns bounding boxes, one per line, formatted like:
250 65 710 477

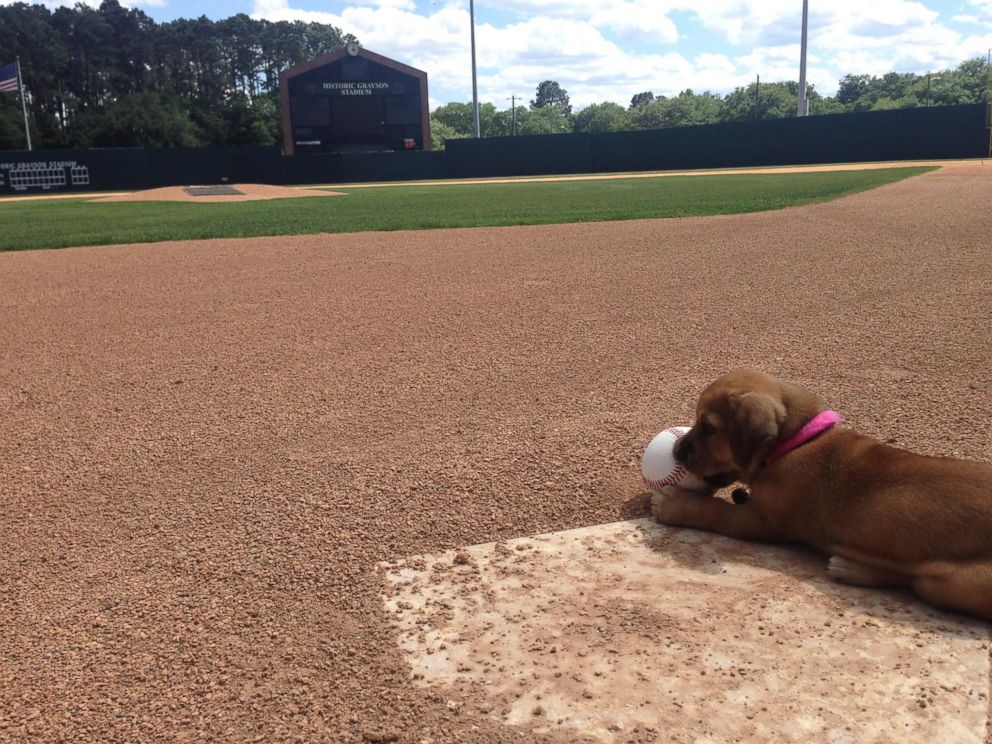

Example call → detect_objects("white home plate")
382 519 990 743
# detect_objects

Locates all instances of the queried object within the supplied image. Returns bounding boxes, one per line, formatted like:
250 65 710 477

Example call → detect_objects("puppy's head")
674 370 825 486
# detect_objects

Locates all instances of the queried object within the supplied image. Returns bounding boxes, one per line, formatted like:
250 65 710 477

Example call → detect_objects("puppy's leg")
912 562 992 621
651 486 783 542
827 556 910 588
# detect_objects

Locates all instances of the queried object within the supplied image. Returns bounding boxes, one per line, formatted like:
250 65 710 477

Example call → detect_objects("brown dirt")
336 158 983 188
90 183 343 203
0 164 990 743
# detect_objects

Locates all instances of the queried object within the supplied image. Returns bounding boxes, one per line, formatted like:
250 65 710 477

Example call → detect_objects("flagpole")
16 56 31 151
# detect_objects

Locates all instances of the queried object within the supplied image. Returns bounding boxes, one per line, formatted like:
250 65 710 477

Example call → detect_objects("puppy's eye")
701 421 716 437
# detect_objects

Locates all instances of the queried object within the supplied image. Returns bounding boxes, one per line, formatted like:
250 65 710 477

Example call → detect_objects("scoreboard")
279 45 431 155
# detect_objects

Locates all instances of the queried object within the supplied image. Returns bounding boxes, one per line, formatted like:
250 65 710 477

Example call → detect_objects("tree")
951 58 992 104
519 104 572 134
491 106 519 136
430 101 503 138
70 91 199 147
0 96 27 150
477 102 503 137
630 91 655 109
2 2 71 146
532 80 571 116
877 72 915 102
429 117 463 150
837 74 871 104
719 81 799 122
809 95 846 116
0 1 347 148
431 102 475 136
869 97 903 111
573 102 630 133
630 90 721 129
223 92 280 145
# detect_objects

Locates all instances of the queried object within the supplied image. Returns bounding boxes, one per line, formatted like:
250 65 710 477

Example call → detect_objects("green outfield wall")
1 104 986 195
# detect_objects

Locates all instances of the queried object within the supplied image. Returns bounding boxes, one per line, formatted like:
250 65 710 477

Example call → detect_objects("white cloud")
954 0 992 26
592 9 679 45
250 0 992 107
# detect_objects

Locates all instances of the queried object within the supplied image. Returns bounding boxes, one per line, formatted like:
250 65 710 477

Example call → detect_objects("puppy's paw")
827 556 908 588
827 556 862 584
649 490 667 516
651 486 689 524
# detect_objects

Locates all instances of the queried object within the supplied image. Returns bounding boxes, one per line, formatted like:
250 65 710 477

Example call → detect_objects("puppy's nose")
675 437 693 463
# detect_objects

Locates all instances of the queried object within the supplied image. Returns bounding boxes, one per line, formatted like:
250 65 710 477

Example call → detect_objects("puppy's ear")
728 392 784 470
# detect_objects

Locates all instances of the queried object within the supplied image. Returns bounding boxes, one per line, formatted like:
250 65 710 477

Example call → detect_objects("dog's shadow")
620 489 990 637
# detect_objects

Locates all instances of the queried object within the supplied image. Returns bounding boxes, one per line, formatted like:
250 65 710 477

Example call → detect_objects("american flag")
0 62 19 94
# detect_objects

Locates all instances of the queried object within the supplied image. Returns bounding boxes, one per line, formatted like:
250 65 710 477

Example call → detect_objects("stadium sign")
279 46 430 155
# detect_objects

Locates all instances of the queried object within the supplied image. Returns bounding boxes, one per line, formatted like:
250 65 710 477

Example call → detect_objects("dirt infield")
1 165 990 742
90 183 344 203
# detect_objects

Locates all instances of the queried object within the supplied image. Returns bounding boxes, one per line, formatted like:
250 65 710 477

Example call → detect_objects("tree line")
0 0 350 149
0 0 988 151
432 60 991 148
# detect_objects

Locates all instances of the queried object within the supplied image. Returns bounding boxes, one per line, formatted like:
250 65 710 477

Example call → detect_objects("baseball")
641 426 708 493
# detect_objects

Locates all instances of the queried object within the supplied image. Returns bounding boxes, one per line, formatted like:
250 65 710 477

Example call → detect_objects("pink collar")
764 410 841 466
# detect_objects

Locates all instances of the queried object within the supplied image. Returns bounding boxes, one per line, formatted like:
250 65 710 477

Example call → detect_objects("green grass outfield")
0 167 934 252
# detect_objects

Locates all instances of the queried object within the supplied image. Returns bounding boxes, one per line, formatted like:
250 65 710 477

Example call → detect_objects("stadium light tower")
797 0 809 117
470 0 481 138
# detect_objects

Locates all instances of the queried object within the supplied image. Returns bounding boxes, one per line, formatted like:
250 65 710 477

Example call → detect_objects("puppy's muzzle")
674 437 693 464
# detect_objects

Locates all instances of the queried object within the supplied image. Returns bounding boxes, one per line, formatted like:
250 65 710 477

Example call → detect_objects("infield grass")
0 167 934 252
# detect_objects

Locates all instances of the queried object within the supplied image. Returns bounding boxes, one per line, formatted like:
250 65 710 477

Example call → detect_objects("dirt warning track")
1 165 990 742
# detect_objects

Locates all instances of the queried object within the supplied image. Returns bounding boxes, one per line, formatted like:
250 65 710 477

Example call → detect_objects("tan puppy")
651 369 992 620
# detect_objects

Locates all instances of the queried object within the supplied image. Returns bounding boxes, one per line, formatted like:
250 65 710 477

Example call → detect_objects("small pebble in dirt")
453 551 472 565
362 732 399 744
532 705 546 716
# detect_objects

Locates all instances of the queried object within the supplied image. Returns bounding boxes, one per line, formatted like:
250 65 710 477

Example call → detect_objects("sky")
15 0 992 109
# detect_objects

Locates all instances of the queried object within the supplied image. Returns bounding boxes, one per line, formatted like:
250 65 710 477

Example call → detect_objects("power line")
506 95 520 136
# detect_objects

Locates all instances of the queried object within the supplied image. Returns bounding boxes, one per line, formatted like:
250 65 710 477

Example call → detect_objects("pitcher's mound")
90 183 344 203
383 519 989 742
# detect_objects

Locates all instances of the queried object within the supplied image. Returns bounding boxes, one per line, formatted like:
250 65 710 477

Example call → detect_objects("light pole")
470 0 480 138
797 0 808 117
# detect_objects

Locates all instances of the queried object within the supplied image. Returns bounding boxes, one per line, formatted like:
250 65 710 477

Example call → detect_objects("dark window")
291 97 331 127
385 96 421 125
330 97 384 136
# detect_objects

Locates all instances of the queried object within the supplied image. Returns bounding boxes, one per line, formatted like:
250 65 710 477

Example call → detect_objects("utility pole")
507 95 519 136
797 0 808 117
469 0 480 138
754 74 760 120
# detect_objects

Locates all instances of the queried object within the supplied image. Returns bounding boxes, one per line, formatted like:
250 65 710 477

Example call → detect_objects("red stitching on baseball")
644 426 693 491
